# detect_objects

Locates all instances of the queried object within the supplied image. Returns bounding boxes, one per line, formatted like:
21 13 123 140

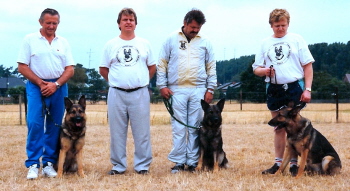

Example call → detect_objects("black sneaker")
136 170 149 175
289 165 298 176
262 163 280 174
108 170 124 175
187 165 196 173
171 164 185 174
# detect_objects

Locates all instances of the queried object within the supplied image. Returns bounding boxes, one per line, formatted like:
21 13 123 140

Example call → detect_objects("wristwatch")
207 89 214 94
55 81 61 89
305 87 311 92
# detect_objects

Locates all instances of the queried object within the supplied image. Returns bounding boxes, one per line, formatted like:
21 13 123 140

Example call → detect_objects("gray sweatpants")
108 87 152 172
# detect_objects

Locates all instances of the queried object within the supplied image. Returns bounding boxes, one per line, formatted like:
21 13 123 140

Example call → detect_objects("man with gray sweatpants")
99 8 156 175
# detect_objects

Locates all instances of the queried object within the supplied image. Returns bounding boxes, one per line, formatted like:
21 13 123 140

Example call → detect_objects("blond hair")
269 9 290 25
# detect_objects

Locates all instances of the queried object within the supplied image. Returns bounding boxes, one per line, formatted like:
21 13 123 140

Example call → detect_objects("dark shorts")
266 80 304 111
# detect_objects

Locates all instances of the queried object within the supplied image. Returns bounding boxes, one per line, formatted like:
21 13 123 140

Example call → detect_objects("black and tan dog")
57 95 87 178
196 98 228 172
268 102 342 178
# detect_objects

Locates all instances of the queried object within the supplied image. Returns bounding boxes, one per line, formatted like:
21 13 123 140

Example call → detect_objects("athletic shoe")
262 163 280 174
171 164 184 174
187 165 196 173
136 170 149 175
290 165 298 176
108 170 125 175
42 162 57 178
27 164 39 180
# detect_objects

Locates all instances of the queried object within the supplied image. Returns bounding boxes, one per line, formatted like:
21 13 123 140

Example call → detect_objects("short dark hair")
184 8 206 25
117 8 137 25
39 8 60 22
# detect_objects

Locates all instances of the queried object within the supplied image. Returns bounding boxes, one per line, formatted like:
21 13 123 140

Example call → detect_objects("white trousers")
168 87 206 166
108 87 152 172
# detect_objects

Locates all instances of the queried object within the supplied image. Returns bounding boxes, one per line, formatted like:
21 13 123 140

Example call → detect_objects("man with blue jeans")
17 8 75 179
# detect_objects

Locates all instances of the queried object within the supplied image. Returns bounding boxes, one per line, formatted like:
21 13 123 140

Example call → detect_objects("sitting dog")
268 102 342 178
57 95 87 178
196 98 228 172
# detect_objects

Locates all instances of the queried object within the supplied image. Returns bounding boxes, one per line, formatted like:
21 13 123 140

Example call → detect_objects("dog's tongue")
76 123 82 127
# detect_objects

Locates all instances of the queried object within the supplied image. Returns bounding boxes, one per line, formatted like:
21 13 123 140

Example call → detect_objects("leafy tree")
0 65 13 77
67 64 88 100
86 68 108 103
7 86 26 103
240 60 266 103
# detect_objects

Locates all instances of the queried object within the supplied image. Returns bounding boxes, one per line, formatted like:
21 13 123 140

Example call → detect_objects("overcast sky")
1 0 349 71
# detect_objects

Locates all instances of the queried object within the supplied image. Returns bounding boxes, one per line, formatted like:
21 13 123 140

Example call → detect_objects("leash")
163 96 200 129
41 97 62 128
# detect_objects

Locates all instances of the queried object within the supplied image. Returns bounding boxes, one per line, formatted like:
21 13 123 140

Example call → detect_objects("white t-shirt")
252 33 314 84
17 31 75 79
100 36 156 89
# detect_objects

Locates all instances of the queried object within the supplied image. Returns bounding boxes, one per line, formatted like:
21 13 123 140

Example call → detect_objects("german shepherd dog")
57 95 87 178
268 102 342 178
196 98 228 172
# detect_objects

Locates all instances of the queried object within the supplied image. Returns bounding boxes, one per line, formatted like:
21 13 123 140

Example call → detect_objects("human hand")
204 92 213 103
265 67 275 77
160 87 173 99
300 90 311 103
40 81 57 97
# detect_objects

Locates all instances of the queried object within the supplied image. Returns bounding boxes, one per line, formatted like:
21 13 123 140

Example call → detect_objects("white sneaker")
27 164 39 179
42 162 57 178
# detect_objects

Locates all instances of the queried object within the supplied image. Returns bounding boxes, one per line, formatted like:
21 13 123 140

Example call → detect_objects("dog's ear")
64 97 73 112
78 95 86 110
287 101 294 108
288 103 304 117
201 99 209 111
217 98 225 112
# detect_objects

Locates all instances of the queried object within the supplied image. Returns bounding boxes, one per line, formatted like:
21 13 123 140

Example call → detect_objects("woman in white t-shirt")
252 8 314 176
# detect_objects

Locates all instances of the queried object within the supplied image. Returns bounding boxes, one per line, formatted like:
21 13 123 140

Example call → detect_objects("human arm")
253 66 275 77
99 67 109 82
204 41 216 103
300 62 313 103
156 40 172 99
148 64 156 80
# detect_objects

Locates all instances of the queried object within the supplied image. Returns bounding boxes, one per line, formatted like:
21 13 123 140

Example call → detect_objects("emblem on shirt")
267 42 291 65
116 45 140 66
179 40 187 50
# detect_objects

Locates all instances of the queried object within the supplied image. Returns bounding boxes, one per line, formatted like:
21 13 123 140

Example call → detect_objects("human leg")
129 87 152 172
186 88 206 167
42 83 67 166
25 81 45 168
167 88 189 166
108 88 128 173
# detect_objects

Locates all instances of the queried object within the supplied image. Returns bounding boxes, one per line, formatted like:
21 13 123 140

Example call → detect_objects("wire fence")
1 91 349 126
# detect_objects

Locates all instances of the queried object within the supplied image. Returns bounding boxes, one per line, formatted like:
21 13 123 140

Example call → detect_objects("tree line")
1 41 349 103
217 41 350 102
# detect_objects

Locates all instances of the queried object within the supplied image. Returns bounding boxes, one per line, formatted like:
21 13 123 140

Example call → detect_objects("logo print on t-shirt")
267 42 291 65
116 45 140 66
179 40 187 50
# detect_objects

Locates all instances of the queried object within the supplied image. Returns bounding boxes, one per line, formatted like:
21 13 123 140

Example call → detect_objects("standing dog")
57 95 87 178
268 102 342 178
196 98 228 172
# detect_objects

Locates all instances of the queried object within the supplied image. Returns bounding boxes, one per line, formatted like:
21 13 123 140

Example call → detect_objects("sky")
1 0 349 71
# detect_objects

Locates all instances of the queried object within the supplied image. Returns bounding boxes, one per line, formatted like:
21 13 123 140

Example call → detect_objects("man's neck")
40 29 55 44
119 32 135 40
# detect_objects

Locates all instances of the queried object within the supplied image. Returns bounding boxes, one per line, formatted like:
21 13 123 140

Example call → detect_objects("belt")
112 86 144 92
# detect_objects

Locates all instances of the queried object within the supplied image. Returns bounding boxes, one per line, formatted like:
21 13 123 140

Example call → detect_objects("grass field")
0 102 349 190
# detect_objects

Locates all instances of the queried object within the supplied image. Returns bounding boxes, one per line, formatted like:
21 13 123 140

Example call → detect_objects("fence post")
19 94 22 125
240 89 243 110
335 87 339 123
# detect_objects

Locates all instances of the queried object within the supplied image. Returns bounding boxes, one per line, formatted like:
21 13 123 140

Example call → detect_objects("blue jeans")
25 80 67 168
